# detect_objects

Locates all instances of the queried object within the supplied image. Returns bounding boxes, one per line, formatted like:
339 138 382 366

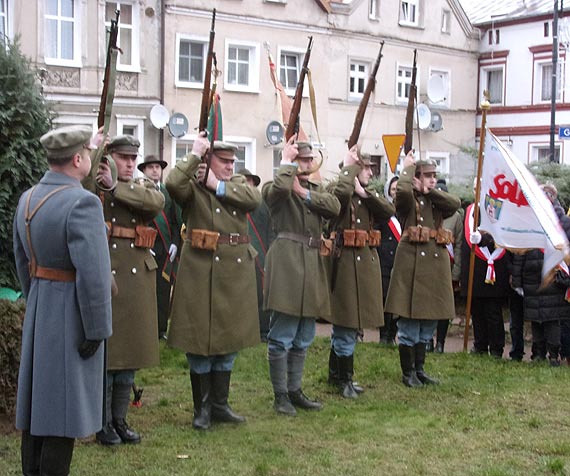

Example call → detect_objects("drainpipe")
550 0 560 162
159 0 166 163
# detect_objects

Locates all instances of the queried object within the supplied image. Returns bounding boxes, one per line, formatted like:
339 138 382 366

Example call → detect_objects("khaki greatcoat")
263 164 341 318
327 165 395 329
85 175 165 370
166 154 261 356
385 165 460 320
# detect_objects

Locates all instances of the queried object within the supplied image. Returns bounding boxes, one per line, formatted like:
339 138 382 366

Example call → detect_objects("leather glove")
169 243 178 262
78 339 102 359
470 230 481 244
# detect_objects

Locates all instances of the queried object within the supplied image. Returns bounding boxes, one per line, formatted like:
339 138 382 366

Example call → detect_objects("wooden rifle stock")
98 10 120 133
284 36 313 142
347 42 384 149
403 49 417 155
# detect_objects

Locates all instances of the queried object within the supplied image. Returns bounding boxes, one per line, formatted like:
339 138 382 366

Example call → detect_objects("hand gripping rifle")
403 49 417 155
199 9 216 184
284 36 313 142
347 42 385 150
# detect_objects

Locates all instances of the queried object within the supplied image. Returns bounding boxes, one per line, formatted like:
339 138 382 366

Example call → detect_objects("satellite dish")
429 112 443 132
427 75 447 104
266 120 284 145
415 104 432 130
167 112 189 138
149 104 170 129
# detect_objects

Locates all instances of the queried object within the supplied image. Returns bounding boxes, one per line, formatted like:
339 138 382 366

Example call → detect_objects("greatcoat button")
110 202 115 207
215 208 221 214
131 268 137 274
420 251 426 256
358 200 362 205
130 243 135 248
130 185 135 190
111 217 116 223
356 218 361 224
237 258 242 263
232 210 237 216
112 270 116 275
356 256 361 261
343 171 349 175
214 256 220 262
112 243 117 249
420 200 424 206
131 218 136 223
435 253 439 257
375 192 380 197
233 187 237 192
182 157 188 162
419 217 424 222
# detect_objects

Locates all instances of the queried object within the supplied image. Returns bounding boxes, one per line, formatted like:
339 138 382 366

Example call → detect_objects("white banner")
479 130 569 278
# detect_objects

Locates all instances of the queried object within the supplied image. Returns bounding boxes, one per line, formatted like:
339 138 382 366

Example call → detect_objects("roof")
458 0 559 25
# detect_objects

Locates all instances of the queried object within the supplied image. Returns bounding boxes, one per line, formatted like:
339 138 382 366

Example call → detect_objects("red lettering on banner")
488 174 529 207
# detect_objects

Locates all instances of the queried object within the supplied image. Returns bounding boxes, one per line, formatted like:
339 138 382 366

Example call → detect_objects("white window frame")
52 114 97 131
116 116 145 172
428 68 450 108
535 60 562 103
369 0 380 20
0 0 14 46
175 33 208 89
277 45 308 96
480 65 505 105
441 9 450 34
396 63 418 104
105 1 140 73
426 151 450 176
399 0 419 27
44 0 82 67
349 60 369 100
530 143 561 164
224 39 260 93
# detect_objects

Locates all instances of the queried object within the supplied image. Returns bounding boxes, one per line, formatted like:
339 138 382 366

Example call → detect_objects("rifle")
347 42 385 149
403 49 417 155
284 36 313 142
199 9 216 184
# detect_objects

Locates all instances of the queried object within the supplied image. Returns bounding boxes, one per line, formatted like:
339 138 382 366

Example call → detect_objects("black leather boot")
111 382 141 443
190 372 211 430
96 377 121 446
414 343 439 385
398 344 423 388
273 392 297 416
288 389 323 410
287 349 323 410
269 351 296 416
328 348 339 386
210 371 245 423
337 354 359 399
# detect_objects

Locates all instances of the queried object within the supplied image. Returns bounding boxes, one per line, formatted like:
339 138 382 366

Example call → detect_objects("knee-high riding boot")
414 343 439 385
190 372 212 430
210 370 245 423
398 344 423 388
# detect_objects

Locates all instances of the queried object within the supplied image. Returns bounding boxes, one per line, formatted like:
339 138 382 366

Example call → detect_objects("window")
400 0 418 26
175 140 193 164
544 22 550 37
0 0 10 46
396 65 413 103
428 69 450 108
105 2 140 72
426 151 450 175
176 34 208 88
481 67 504 105
45 0 81 66
369 0 379 19
224 40 260 93
279 49 304 93
441 9 450 34
349 61 368 99
532 144 561 163
539 62 562 102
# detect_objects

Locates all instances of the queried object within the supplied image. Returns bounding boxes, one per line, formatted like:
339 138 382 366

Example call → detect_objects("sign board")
382 134 406 173
559 126 570 139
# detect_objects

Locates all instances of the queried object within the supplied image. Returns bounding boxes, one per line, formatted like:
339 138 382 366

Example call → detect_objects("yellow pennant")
382 134 406 173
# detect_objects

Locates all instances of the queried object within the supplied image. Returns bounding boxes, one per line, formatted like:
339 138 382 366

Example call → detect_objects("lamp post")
550 0 561 162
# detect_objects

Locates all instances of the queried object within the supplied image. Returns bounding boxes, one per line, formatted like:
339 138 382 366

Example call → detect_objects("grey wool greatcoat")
328 164 395 329
263 164 341 318
385 165 460 320
166 154 261 355
84 174 165 370
13 171 113 438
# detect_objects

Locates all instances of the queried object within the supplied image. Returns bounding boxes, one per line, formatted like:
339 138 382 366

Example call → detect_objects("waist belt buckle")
307 236 315 248
229 233 239 245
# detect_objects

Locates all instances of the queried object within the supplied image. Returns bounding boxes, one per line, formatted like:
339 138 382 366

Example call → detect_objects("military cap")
40 125 94 159
296 142 316 159
237 168 261 187
415 158 437 174
212 141 238 161
107 135 140 155
338 151 373 169
137 154 167 172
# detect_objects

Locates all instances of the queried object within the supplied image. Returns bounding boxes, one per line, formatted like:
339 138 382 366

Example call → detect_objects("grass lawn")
1 337 569 476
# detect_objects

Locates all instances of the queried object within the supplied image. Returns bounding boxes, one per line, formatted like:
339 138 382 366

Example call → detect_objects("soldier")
138 155 182 340
327 147 395 398
84 135 165 445
166 133 261 431
13 125 113 475
385 153 460 387
263 136 341 416
237 167 274 342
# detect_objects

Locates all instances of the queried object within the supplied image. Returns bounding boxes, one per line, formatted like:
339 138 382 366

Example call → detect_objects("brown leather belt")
217 233 251 245
277 232 321 249
401 228 437 240
33 265 76 282
109 225 137 239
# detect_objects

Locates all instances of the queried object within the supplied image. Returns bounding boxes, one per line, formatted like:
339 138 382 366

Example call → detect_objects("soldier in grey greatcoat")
327 147 395 398
263 136 341 416
166 133 261 430
385 153 460 387
13 125 113 476
84 135 164 445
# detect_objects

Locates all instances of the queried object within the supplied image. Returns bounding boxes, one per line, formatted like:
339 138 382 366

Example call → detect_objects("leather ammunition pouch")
134 225 158 249
368 229 381 247
191 229 220 251
435 228 453 245
403 226 453 245
340 229 381 248
320 238 333 257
